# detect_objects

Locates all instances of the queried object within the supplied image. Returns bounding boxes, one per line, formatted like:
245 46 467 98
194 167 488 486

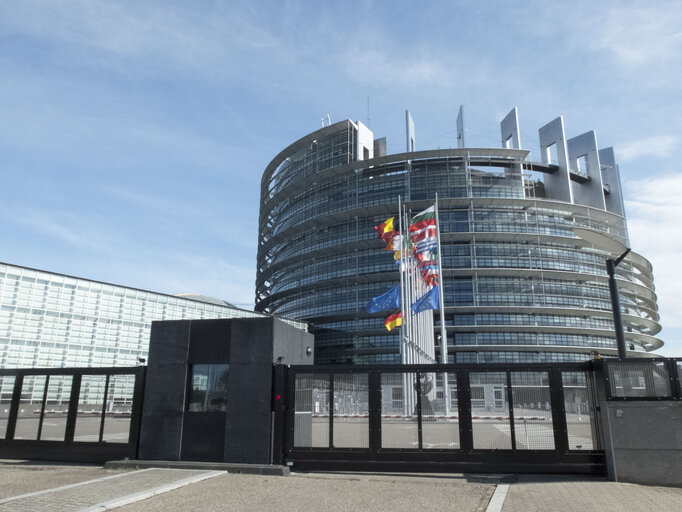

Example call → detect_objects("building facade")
0 262 306 370
0 262 308 416
255 108 662 364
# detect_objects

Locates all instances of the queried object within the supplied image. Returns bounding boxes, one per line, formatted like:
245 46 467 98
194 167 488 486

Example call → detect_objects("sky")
1 1 680 355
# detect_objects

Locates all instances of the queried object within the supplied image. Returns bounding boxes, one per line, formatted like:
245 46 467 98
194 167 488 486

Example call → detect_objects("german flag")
384 311 402 331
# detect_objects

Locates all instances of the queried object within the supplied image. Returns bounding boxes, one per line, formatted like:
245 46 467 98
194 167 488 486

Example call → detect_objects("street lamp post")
605 252 630 360
574 228 632 360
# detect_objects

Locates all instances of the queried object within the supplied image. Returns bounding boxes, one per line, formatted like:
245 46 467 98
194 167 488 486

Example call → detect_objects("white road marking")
79 470 226 511
486 483 510 512
0 468 155 505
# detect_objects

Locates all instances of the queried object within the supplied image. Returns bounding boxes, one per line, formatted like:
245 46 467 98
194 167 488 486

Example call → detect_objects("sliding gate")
0 366 145 463
275 363 604 474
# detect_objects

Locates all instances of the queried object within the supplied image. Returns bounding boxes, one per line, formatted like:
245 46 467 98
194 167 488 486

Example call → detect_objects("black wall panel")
230 318 273 364
142 363 187 412
181 412 226 462
138 411 183 460
148 320 190 363
189 319 231 363
224 363 273 463
139 317 313 463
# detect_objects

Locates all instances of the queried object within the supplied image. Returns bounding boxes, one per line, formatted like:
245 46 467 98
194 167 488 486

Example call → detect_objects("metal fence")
604 358 682 400
278 362 604 474
0 367 145 463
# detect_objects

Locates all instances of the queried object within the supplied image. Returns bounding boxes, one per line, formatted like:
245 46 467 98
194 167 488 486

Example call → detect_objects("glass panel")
511 372 554 450
14 375 47 440
102 374 136 443
381 372 418 449
607 361 671 398
422 372 459 449
74 375 107 442
0 376 16 439
333 373 369 448
188 365 229 412
470 372 511 449
294 373 329 448
40 376 73 441
562 371 598 450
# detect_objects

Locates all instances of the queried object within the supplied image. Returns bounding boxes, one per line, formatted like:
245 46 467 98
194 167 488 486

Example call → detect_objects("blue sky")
1 1 680 354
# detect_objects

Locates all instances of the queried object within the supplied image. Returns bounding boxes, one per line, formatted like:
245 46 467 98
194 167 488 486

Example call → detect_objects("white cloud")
588 4 682 67
625 173 682 352
0 206 125 254
617 135 677 162
345 48 455 89
1 1 280 77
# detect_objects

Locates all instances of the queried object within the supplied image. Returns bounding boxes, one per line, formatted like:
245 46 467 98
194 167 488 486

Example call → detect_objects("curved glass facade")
256 120 662 364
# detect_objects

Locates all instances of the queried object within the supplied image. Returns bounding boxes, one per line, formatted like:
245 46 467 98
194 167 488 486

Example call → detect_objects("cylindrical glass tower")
256 119 662 364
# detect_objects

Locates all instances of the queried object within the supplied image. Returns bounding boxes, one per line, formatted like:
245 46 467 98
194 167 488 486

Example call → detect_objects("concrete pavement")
501 474 682 512
0 460 680 511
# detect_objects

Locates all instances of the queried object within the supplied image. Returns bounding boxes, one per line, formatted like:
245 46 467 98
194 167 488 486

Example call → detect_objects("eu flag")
411 285 440 314
367 286 400 313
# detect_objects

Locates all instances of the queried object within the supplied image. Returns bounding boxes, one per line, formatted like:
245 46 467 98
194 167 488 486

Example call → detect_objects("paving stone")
502 478 682 512
0 468 214 512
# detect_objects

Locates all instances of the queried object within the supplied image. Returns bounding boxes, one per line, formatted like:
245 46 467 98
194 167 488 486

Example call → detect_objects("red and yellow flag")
384 311 402 331
374 217 395 240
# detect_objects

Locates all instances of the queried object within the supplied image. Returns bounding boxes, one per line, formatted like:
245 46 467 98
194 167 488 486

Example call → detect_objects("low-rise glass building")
0 262 310 415
0 262 307 369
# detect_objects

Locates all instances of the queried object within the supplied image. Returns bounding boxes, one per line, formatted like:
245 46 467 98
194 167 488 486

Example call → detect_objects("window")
545 143 558 165
576 154 588 174
188 364 229 412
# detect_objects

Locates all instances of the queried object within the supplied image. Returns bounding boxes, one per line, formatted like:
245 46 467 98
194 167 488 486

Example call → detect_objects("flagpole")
435 193 450 415
398 195 406 364
408 204 417 365
398 195 410 416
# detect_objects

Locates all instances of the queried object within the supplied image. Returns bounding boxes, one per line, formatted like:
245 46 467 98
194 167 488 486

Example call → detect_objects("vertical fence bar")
668 359 682 399
98 374 110 443
36 375 50 441
329 372 334 449
271 364 286 465
457 368 473 453
64 372 81 443
506 372 516 450
368 369 381 454
416 372 423 450
5 373 24 441
549 368 569 453
285 368 297 456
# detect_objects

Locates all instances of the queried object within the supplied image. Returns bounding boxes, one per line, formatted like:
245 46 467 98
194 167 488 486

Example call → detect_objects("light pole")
574 228 635 359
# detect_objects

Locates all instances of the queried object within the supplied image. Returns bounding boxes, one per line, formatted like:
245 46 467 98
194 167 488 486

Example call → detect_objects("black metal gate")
0 366 145 463
274 362 605 474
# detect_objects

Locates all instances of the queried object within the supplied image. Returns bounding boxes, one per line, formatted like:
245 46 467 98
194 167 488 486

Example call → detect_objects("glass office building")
0 262 304 370
256 109 662 364
0 262 308 414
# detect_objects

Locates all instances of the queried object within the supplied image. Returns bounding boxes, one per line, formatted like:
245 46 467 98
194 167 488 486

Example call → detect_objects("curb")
105 460 290 476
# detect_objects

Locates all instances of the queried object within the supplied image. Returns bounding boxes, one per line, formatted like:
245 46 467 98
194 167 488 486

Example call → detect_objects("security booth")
137 317 313 464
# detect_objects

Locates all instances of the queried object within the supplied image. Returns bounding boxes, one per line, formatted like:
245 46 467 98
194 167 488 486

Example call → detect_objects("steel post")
606 258 627 359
